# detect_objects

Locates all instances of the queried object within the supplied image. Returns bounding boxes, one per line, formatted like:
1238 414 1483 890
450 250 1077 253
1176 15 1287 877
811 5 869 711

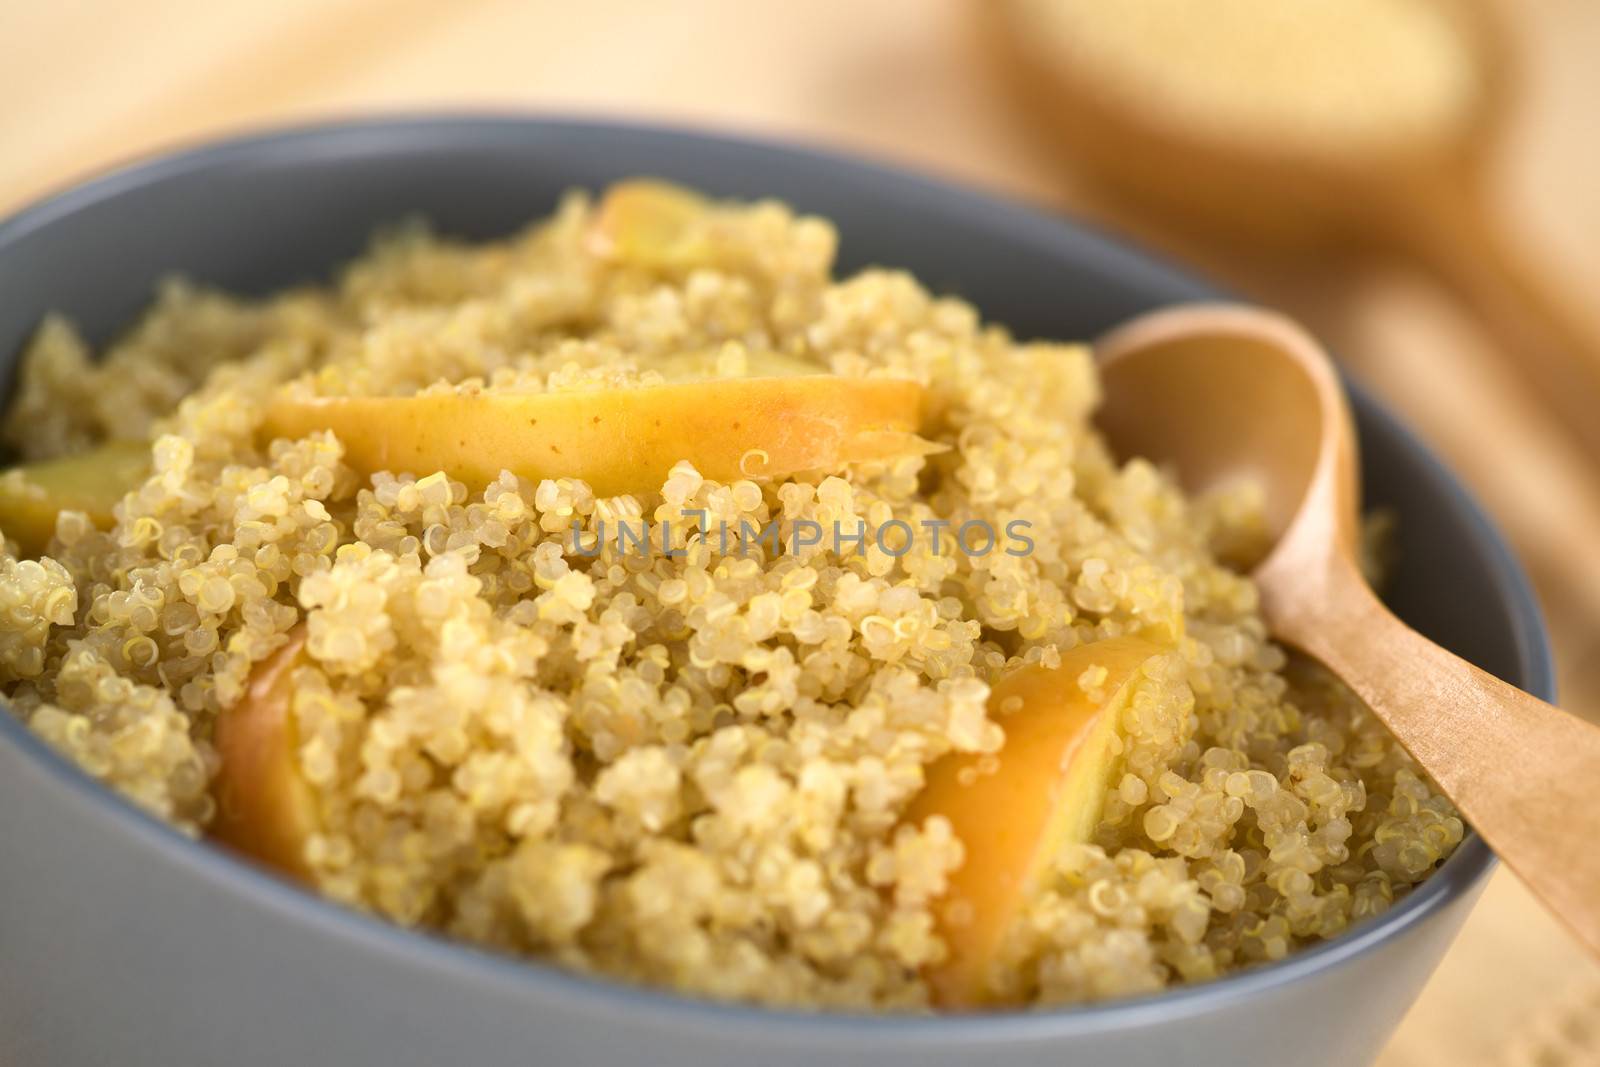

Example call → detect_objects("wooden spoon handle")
1271 554 1600 961
1388 171 1600 465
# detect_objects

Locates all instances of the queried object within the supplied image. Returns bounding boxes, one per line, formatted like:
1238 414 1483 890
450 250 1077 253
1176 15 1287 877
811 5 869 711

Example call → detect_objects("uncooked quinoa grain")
0 184 1462 1010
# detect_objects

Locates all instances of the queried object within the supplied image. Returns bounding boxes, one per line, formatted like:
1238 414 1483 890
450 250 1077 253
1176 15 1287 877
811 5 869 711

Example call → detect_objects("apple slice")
211 626 317 881
586 178 713 269
260 375 931 497
0 441 149 556
903 635 1167 1009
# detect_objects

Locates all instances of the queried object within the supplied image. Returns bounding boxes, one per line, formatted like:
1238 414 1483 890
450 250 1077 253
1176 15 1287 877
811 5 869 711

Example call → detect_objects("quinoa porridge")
0 181 1462 1011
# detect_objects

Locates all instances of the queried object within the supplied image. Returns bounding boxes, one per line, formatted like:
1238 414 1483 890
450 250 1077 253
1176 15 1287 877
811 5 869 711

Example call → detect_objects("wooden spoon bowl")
987 0 1600 465
1095 303 1600 960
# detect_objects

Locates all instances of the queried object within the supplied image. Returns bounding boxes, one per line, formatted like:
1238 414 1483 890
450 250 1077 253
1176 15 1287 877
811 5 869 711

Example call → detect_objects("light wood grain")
3 1 1599 1062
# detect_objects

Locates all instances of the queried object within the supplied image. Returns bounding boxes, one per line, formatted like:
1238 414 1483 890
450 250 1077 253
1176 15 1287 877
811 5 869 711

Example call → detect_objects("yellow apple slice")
211 626 317 881
0 441 149 556
260 375 932 497
903 635 1166 1009
586 178 712 268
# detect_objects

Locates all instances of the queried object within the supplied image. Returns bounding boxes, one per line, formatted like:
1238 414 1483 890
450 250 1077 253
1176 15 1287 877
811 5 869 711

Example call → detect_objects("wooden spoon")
1094 303 1600 961
986 0 1600 464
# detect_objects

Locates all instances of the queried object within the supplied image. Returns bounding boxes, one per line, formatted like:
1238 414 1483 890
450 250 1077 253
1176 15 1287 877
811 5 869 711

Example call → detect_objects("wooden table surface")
5 2 1599 1063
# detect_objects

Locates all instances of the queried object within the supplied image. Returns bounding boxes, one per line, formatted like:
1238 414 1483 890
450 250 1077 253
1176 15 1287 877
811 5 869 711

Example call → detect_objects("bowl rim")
0 113 1553 1040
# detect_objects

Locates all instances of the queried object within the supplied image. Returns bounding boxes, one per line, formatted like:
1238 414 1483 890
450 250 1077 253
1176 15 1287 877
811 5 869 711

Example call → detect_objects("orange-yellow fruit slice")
904 635 1166 1009
211 626 317 881
586 178 713 268
260 375 931 497
0 441 148 556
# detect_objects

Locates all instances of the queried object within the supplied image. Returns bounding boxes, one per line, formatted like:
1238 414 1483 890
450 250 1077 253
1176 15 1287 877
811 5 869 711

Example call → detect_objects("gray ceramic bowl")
0 117 1551 1067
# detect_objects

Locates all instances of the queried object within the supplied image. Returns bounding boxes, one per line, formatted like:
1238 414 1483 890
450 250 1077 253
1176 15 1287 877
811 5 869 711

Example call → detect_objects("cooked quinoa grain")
0 183 1462 1010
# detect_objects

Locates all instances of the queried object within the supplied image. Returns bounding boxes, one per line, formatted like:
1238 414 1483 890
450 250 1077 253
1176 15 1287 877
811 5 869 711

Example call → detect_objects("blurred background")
4 1 1598 1062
